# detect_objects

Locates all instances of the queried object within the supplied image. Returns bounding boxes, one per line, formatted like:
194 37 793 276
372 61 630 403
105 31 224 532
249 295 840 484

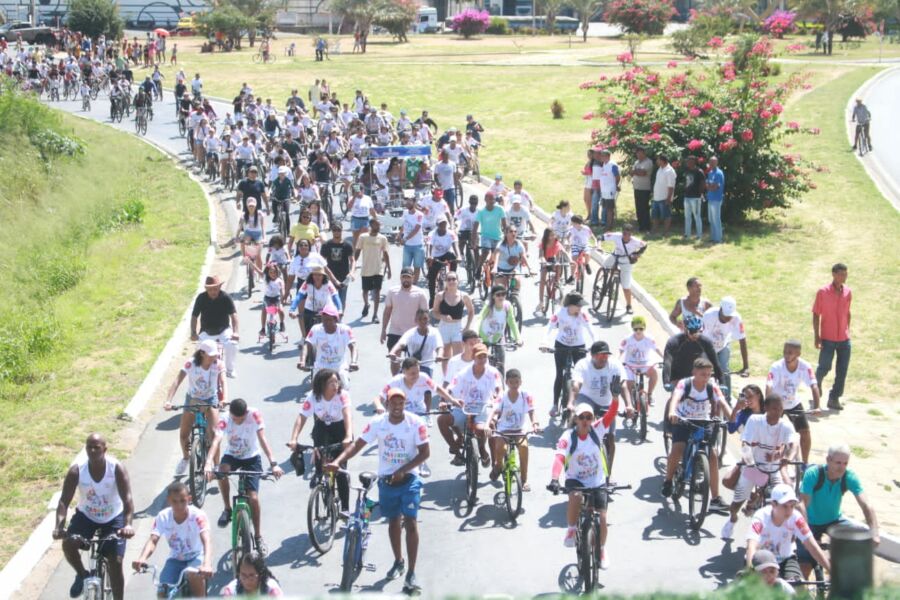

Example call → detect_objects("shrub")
486 16 509 35
604 0 676 36
670 28 706 57
762 10 797 38
66 0 124 40
581 35 815 221
449 8 490 39
551 100 565 119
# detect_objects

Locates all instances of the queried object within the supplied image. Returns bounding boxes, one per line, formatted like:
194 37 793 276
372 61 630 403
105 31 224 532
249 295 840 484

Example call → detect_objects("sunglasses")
633 327 645 332
577 414 594 421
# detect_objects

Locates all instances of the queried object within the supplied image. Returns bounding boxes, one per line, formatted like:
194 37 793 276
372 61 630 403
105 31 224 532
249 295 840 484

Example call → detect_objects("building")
1 0 210 29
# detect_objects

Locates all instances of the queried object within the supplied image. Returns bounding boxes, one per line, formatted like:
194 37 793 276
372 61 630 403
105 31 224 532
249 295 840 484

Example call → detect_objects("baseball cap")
400 267 415 277
319 305 340 318
720 296 737 317
752 549 779 572
198 339 219 357
472 343 489 357
386 387 407 401
575 403 595 417
590 341 612 355
770 483 798 505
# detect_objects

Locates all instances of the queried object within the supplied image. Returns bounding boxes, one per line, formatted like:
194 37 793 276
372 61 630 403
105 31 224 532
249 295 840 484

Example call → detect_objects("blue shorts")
451 405 491 429
159 555 202 590
243 229 262 242
186 393 216 407
378 474 422 520
351 216 369 231
479 238 500 250
651 200 672 219
67 510 127 557
403 244 425 269
219 454 263 492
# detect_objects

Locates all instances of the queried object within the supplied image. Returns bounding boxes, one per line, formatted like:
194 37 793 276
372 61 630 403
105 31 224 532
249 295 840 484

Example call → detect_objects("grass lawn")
0 114 207 566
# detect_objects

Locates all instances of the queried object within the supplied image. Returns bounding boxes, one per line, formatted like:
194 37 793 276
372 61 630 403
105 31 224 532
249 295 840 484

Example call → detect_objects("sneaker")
361 304 369 318
710 496 729 511
563 527 576 548
217 508 232 528
420 462 431 478
549 406 559 418
720 518 735 540
626 305 633 314
451 453 465 466
386 558 406 580
489 467 500 481
661 480 673 498
827 399 844 411
600 548 609 570
226 370 237 379
279 322 285 333
69 573 87 598
480 454 491 468
403 572 421 595
565 276 575 284
585 263 592 275
425 414 433 428
372 316 380 324
258 328 265 336
174 458 189 476
255 535 268 558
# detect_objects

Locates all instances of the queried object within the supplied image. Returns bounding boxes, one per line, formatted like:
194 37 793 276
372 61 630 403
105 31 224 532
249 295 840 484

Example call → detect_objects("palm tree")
566 0 602 41
541 0 567 34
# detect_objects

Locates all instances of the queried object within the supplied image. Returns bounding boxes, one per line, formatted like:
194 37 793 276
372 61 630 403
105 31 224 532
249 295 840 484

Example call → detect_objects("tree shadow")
699 539 746 588
265 531 327 569
641 505 712 546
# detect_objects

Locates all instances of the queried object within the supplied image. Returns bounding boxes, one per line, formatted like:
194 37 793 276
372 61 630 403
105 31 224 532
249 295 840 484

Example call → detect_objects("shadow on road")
634 472 665 505
154 413 182 432
266 531 324 569
264 383 306 404
699 539 745 588
538 498 569 529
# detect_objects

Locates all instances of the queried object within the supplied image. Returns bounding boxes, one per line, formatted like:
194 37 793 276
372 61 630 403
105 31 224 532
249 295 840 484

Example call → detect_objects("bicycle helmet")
631 316 646 329
684 315 702 332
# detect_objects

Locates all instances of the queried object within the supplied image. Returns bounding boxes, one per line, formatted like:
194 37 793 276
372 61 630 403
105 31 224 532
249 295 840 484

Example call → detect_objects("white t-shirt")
443 354 473 386
701 307 746 352
397 326 444 369
359 412 429 477
420 196 449 229
402 210 425 246
287 252 327 282
603 232 644 264
456 207 478 231
380 374 436 415
297 281 339 313
507 207 531 236
428 229 457 257
350 194 374 219
572 357 626 407
221 578 283 596
181 359 222 401
653 164 677 201
494 390 535 432
741 414 796 468
619 334 660 369
673 377 726 419
299 391 350 425
216 408 264 459
151 506 209 561
555 420 612 488
450 364 503 415
550 210 571 239
434 161 456 190
570 226 593 250
747 505 812 562
547 308 594 348
767 358 816 410
509 191 533 211
305 323 354 370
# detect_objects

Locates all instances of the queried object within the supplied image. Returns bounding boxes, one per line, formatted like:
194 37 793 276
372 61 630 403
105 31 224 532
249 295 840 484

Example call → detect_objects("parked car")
0 21 58 45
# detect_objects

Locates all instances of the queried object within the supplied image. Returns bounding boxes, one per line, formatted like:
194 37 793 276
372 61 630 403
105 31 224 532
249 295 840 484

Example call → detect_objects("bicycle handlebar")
548 482 632 496
212 469 277 480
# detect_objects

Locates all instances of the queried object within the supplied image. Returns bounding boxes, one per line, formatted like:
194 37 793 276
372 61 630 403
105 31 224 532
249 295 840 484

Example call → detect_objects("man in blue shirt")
471 192 507 284
705 156 725 243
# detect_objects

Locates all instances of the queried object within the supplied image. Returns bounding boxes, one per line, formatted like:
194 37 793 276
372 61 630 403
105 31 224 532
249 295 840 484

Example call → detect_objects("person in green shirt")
472 192 507 285
477 285 521 376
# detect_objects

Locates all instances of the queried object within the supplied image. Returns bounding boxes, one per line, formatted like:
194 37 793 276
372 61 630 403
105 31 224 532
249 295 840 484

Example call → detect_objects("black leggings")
312 419 350 511
554 342 587 409
427 252 458 303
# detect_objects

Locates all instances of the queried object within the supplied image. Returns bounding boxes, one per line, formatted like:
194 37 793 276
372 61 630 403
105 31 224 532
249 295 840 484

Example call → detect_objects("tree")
373 0 418 42
794 0 871 29
604 0 676 36
540 0 567 33
566 0 602 41
67 0 124 40
227 0 275 47
196 5 254 50
330 0 379 42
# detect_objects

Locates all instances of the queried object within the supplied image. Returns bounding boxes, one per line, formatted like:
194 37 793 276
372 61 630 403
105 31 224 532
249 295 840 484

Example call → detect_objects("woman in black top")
432 272 474 371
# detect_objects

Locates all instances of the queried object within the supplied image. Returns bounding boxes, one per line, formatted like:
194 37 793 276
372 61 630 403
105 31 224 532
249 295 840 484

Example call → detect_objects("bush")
449 8 490 39
762 10 797 38
66 0 124 40
551 99 565 119
581 35 815 221
670 28 706 57
604 0 676 36
486 16 509 35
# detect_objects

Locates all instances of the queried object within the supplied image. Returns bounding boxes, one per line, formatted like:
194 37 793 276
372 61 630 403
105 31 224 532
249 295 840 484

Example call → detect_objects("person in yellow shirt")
289 207 322 251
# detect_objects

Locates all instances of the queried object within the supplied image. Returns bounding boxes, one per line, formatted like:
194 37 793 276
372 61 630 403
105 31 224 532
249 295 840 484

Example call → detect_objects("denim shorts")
219 455 263 492
479 238 500 250
66 510 126 557
451 404 492 429
403 244 425 269
351 216 369 231
160 555 202 589
243 229 262 242
651 200 672 219
378 474 422 519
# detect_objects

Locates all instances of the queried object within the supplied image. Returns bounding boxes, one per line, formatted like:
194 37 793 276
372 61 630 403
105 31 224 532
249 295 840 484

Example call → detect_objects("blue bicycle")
135 564 204 598
671 416 723 531
168 403 213 507
338 470 379 592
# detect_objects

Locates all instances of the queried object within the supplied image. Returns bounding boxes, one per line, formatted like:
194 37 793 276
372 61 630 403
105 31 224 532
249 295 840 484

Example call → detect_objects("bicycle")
177 112 187 137
738 460 807 517
448 406 483 510
493 432 530 523
49 85 60 102
295 442 346 554
548 482 631 592
669 416 723 531
135 564 202 598
135 106 148 136
213 469 276 576
572 248 591 295
241 240 260 296
540 260 564 316
495 269 531 332
82 94 91 112
855 123 870 157
166 403 214 507
622 365 655 442
591 253 624 322
477 254 495 300
252 51 277 64
259 305 287 354
65 533 119 599
539 346 575 425
338 470 379 591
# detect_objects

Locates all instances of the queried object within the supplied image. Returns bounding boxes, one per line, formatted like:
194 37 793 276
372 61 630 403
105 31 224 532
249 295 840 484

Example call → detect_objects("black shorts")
670 421 714 444
219 455 263 492
779 555 802 581
386 334 401 353
361 275 383 292
785 405 810 432
565 479 608 510
67 510 126 557
263 295 280 307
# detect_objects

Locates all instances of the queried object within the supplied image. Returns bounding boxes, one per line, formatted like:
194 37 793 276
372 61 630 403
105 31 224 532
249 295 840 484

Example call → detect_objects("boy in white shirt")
766 339 821 464
488 369 539 489
619 316 664 404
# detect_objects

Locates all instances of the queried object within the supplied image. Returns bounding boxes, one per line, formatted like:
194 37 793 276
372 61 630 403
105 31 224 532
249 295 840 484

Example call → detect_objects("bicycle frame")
137 564 200 599
69 534 118 599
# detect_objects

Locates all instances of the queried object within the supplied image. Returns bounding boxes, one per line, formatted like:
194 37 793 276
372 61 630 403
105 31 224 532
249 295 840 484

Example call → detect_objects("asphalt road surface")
38 88 746 597
860 67 900 211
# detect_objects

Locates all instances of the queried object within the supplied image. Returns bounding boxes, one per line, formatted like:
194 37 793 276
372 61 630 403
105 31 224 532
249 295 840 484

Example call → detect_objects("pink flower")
741 129 754 142
786 43 805 53
718 138 738 152
718 121 733 134
758 180 769 189
787 121 800 130
724 44 737 53
582 112 596 121
647 87 659 96
707 36 724 49
667 60 678 68
771 102 783 114
687 139 703 151
607 118 618 126
609 137 619 148
646 133 662 141
701 101 714 111
636 108 648 115
760 110 772 119
617 51 633 64
689 108 701 117
808 127 821 135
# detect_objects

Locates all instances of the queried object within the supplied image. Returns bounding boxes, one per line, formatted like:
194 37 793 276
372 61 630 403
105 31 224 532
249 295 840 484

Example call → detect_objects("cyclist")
619 315 664 404
133 87 152 122
494 226 532 293
131 482 212 598
851 98 871 150
191 276 239 379
234 139 260 184
478 285 522 373
766 339 821 464
443 329 479 387
599 224 647 314
270 166 295 232
547 397 618 567
720 393 796 541
537 227 567 315
797 442 880 578
289 265 342 338
284 239 330 300
389 308 444 378
325 388 430 595
542 292 596 418
254 262 285 336
222 551 284 596
701 296 749 397
567 215 596 284
569 341 633 477
488 369 539 489
472 192 508 281
420 188 452 232
745 483 829 582
139 76 155 118
298 305 357 383
455 194 480 271
288 208 321 252
204 399 283 557
425 217 459 304
287 368 353 511
669 277 713 331
662 314 722 385
661 357 731 511
506 196 535 244
237 197 265 267
164 339 226 476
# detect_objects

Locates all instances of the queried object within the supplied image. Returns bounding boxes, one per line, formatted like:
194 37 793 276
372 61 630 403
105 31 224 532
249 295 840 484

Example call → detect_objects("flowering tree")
450 8 490 39
762 10 797 37
581 36 816 220
604 0 677 36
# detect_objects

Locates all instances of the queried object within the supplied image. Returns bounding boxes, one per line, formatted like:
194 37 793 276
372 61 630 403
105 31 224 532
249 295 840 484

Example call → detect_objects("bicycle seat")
359 471 376 489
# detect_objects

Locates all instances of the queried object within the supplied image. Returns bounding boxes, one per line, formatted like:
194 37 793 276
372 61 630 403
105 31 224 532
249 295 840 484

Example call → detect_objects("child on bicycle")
265 235 290 280
253 262 285 336
132 482 212 598
478 285 522 371
538 227 568 315
237 198 265 274
567 215 596 284
619 316 664 405
488 369 539 489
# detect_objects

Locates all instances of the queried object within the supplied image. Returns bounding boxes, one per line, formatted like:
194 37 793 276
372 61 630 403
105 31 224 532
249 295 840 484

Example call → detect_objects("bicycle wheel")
338 190 348 218
252 54 261 64
716 425 727 464
688 453 710 531
189 432 208 507
510 295 523 333
232 509 254 577
465 438 478 507
247 261 254 295
307 484 338 554
638 391 648 441
464 248 475 290
579 520 597 592
575 265 585 295
504 466 523 523
96 556 113 600
591 268 606 312
178 119 186 137
339 526 362 591
605 274 620 322
268 323 275 353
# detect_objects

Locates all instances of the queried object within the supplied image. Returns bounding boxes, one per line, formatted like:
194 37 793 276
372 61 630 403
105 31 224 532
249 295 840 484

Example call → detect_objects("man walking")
631 147 653 232
705 156 725 243
191 276 239 378
813 263 851 411
682 155 705 240
651 155 676 235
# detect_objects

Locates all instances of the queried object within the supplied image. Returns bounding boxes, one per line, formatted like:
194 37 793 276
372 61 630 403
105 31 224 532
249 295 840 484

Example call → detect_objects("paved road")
38 90 745 597
858 67 900 211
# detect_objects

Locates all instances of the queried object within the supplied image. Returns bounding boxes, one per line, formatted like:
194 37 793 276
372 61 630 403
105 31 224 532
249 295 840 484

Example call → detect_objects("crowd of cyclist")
33 32 882 599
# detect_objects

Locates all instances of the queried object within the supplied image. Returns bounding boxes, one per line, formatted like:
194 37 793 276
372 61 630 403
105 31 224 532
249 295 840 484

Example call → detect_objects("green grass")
852 445 874 459
0 114 207 566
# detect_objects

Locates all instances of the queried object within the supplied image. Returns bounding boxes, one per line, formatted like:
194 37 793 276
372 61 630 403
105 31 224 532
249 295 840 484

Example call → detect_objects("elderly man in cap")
191 275 239 378
701 296 749 396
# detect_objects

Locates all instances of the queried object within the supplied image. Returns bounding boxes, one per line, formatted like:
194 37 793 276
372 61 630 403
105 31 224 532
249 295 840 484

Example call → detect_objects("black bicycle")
855 123 871 157
296 442 346 554
540 346 575 425
66 533 119 599
670 417 723 531
167 403 216 507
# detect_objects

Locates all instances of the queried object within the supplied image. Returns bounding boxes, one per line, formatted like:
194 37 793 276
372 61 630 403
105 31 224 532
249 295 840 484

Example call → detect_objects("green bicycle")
214 469 275 577
493 432 531 523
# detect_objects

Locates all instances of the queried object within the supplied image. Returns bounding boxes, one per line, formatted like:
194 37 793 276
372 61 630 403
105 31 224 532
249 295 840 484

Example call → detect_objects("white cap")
770 483 798 504
278 166 290 175
720 296 737 317
197 339 219 357
574 403 595 417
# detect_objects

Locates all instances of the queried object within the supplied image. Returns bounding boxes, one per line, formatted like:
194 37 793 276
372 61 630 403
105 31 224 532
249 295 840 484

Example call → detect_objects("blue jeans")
684 197 702 238
707 200 723 242
816 339 851 401
590 189 608 226
443 187 457 213
717 346 731 397
403 244 425 269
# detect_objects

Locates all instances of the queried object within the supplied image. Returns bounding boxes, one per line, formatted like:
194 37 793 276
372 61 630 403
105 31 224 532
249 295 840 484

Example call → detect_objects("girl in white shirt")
542 292 595 418
251 262 285 336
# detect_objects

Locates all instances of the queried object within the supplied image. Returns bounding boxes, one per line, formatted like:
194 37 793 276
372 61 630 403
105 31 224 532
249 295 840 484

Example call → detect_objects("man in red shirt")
812 263 851 411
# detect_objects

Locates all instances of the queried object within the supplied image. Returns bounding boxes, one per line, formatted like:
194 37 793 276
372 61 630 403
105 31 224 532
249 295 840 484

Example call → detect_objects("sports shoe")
361 304 369 318
226 370 237 379
386 558 406 580
217 508 232 528
549 406 559 418
720 518 735 540
420 462 431 478
69 573 87 598
403 572 421 595
450 453 465 466
710 496 729 511
279 322 285 332
661 480 673 498
827 399 844 411
174 458 189 476
563 527 576 548
600 548 609 570
255 535 268 558
258 328 265 336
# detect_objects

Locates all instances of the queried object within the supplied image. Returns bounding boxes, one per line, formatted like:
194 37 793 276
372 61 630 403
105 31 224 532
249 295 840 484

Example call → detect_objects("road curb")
0 109 219 599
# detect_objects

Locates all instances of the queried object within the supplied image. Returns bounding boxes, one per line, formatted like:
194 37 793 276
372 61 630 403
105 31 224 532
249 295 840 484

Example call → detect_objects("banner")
364 145 432 159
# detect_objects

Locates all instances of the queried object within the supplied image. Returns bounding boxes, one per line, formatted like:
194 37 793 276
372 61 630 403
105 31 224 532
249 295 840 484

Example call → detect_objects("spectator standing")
631 147 654 233
682 156 705 240
812 263 851 411
651 155 676 235
595 150 621 232
705 156 725 243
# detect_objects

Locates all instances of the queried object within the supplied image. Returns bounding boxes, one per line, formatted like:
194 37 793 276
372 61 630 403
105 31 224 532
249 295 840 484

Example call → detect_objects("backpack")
812 464 848 495
568 427 602 456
